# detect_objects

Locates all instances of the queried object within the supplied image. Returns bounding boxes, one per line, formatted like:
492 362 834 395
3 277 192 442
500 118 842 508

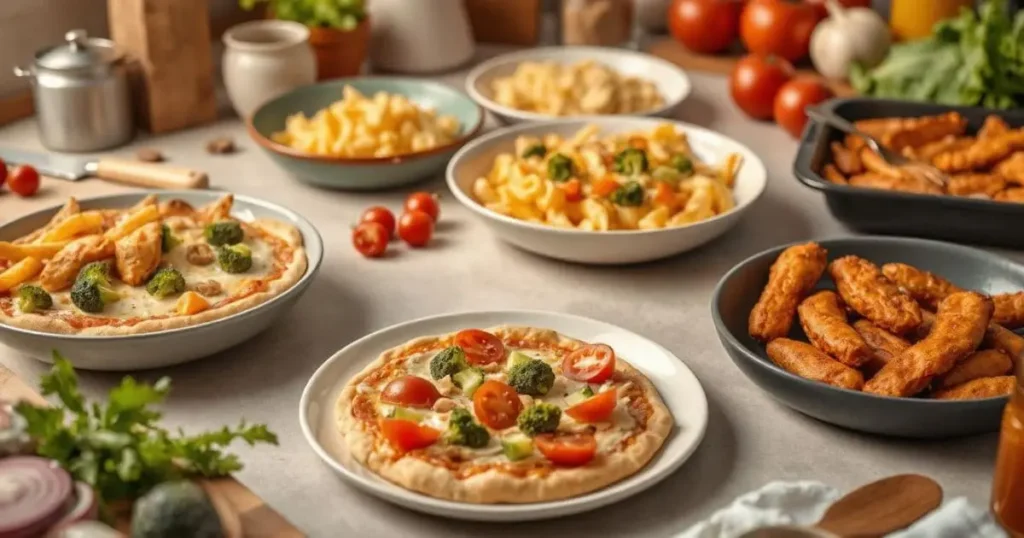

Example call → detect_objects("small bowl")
465 46 691 125
711 236 1023 438
248 77 485 191
0 191 323 371
446 117 767 264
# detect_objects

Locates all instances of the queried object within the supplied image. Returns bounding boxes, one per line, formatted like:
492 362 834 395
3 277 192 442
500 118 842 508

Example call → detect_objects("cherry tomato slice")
565 389 618 423
404 192 440 221
378 418 441 453
455 329 506 365
7 165 40 197
380 375 442 409
560 178 583 203
562 344 616 383
397 210 434 248
359 206 396 239
352 222 389 258
535 433 597 467
473 380 523 429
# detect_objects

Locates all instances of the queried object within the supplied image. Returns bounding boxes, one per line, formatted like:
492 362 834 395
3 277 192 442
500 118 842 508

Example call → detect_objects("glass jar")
889 0 974 41
992 360 1024 537
560 0 635 47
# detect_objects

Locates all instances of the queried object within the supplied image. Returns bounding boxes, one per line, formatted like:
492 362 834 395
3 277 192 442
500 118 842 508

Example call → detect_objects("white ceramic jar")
369 0 475 74
222 20 317 119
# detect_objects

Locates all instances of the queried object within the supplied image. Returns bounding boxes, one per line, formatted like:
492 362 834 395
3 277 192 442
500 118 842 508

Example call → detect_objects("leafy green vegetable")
547 153 574 183
14 352 277 506
609 181 645 207
239 0 367 30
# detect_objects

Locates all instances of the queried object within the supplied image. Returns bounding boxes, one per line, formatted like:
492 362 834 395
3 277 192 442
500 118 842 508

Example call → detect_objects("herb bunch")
240 0 367 31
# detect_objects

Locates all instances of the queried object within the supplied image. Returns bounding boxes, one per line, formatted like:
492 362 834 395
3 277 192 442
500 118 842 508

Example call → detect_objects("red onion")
0 456 73 538
48 481 99 530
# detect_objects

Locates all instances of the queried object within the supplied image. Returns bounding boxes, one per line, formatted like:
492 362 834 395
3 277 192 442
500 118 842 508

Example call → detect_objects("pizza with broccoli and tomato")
335 326 673 503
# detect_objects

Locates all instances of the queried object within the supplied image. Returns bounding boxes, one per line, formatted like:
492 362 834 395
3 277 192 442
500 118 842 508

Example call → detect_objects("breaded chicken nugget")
946 173 1007 197
830 256 922 335
748 243 828 343
995 188 1024 203
932 376 1015 400
984 323 1024 365
766 338 865 390
798 291 872 367
912 309 936 341
853 320 911 375
864 292 993 397
880 263 964 309
993 291 1024 329
934 349 1013 389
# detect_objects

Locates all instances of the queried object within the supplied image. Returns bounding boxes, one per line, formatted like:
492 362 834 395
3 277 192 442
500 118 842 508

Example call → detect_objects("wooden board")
465 0 543 45
0 363 304 537
646 38 858 98
0 90 34 128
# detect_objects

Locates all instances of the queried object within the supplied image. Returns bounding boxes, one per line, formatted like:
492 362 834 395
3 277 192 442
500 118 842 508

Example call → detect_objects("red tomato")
668 0 743 55
455 329 506 365
359 206 396 239
378 418 440 453
562 344 616 384
404 192 440 221
740 0 823 62
729 54 794 120
7 165 40 197
473 380 523 429
592 177 620 197
352 222 389 258
560 178 583 202
397 211 434 247
565 390 618 423
773 76 835 138
535 433 597 467
0 158 7 188
653 181 676 209
381 375 442 408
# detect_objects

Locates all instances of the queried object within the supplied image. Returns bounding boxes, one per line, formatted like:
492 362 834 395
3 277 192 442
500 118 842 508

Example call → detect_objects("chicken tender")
748 243 828 343
38 235 115 292
935 349 1013 389
864 292 993 397
933 376 1015 400
978 115 1011 139
853 320 910 375
823 164 847 185
993 152 1024 185
993 292 1024 329
985 322 1024 366
995 188 1024 203
798 291 872 367
848 169 941 195
946 173 1007 197
114 222 163 286
933 132 1024 173
880 263 963 309
766 338 865 390
830 142 862 176
913 309 936 341
829 256 922 335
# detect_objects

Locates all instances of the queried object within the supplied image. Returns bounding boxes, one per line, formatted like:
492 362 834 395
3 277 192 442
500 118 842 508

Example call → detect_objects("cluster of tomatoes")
0 159 40 197
352 191 440 258
730 54 833 138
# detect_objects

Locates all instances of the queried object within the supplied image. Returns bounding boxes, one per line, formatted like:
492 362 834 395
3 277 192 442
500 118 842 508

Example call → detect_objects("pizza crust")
336 326 674 504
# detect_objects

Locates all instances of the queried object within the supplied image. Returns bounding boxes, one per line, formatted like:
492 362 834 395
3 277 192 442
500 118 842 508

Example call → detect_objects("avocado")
453 367 485 396
501 433 535 461
131 481 224 538
506 351 533 369
565 385 595 407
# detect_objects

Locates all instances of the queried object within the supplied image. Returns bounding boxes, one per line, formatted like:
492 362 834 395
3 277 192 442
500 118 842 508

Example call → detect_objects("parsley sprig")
14 352 278 504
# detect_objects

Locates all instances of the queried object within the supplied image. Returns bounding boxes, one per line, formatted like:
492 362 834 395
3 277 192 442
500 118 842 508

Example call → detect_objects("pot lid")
35 30 122 71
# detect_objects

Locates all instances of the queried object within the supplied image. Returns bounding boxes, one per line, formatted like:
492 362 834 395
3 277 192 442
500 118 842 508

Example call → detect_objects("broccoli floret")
613 148 649 176
161 224 181 253
16 285 52 313
521 144 547 159
546 153 574 183
77 261 112 285
146 267 186 299
517 403 561 436
203 221 244 246
429 346 469 380
443 408 490 448
216 244 252 274
507 359 555 396
610 181 645 207
70 262 120 313
670 154 693 175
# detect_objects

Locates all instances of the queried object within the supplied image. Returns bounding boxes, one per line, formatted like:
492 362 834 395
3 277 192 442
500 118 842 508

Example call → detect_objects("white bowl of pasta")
446 118 767 264
466 47 691 124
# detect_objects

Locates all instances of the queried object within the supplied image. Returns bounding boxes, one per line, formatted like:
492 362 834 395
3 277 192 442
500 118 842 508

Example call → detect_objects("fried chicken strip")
830 142 862 176
984 323 1024 366
766 338 865 390
995 188 1024 203
880 263 964 309
823 164 847 185
847 172 941 195
853 320 910 375
994 152 1024 185
932 376 1015 400
991 291 1024 329
979 115 1011 139
864 292 993 397
933 132 1024 173
748 243 828 343
798 291 872 367
946 173 1007 197
830 256 922 335
934 349 1013 389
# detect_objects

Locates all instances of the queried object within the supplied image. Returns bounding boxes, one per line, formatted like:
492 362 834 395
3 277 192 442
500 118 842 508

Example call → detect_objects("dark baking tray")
792 97 1024 249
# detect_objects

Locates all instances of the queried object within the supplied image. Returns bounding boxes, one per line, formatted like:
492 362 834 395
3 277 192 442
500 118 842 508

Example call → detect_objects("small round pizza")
0 194 307 336
336 326 673 503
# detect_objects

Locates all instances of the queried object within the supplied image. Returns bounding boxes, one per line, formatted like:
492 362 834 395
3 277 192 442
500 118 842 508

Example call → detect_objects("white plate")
298 310 709 522
466 46 691 125
446 118 768 264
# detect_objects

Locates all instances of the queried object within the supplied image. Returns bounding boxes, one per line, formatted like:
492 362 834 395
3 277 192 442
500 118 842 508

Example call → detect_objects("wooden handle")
94 158 209 189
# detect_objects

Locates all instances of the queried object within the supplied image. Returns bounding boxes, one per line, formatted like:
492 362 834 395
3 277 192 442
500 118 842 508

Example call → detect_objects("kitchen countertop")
0 47 1017 537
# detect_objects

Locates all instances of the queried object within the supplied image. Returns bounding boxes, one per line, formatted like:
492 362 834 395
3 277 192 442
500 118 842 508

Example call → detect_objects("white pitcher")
222 20 317 119
369 0 475 74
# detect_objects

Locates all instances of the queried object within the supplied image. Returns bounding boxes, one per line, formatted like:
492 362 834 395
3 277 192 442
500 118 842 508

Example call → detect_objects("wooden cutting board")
0 364 304 537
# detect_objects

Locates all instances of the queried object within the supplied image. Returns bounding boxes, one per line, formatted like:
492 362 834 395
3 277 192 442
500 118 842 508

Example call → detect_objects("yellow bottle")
889 0 974 41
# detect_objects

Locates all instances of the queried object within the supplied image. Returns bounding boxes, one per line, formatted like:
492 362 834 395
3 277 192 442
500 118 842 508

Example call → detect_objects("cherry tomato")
7 165 40 197
740 0 823 63
592 177 621 197
668 0 744 54
404 192 440 222
0 158 7 188
565 389 618 423
380 375 442 409
729 53 794 120
378 418 440 453
359 206 396 239
773 76 835 139
562 344 616 384
473 380 523 429
560 178 583 203
455 329 506 365
352 222 389 258
397 211 434 248
535 433 597 467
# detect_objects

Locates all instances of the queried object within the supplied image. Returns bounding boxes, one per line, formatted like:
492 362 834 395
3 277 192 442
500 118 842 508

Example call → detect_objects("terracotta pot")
307 17 370 80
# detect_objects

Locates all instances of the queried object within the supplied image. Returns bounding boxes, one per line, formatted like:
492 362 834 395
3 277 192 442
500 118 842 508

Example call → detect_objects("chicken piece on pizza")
199 194 235 224
38 235 115 292
115 222 163 286
160 198 198 218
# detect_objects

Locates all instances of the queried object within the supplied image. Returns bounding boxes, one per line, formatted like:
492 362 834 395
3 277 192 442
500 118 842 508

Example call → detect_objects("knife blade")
0 147 209 189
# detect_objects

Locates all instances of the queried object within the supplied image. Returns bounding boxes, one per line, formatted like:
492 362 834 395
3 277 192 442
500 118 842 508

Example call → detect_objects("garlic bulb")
810 0 891 81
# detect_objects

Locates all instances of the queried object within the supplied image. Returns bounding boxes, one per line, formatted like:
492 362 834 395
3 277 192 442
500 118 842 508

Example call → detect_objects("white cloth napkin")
677 480 1008 538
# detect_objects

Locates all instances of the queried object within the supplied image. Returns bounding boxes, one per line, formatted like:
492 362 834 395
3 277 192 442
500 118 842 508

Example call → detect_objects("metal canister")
14 29 134 152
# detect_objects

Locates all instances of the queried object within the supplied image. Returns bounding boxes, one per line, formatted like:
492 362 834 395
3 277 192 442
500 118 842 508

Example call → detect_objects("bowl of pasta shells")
248 77 485 190
446 118 767 264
